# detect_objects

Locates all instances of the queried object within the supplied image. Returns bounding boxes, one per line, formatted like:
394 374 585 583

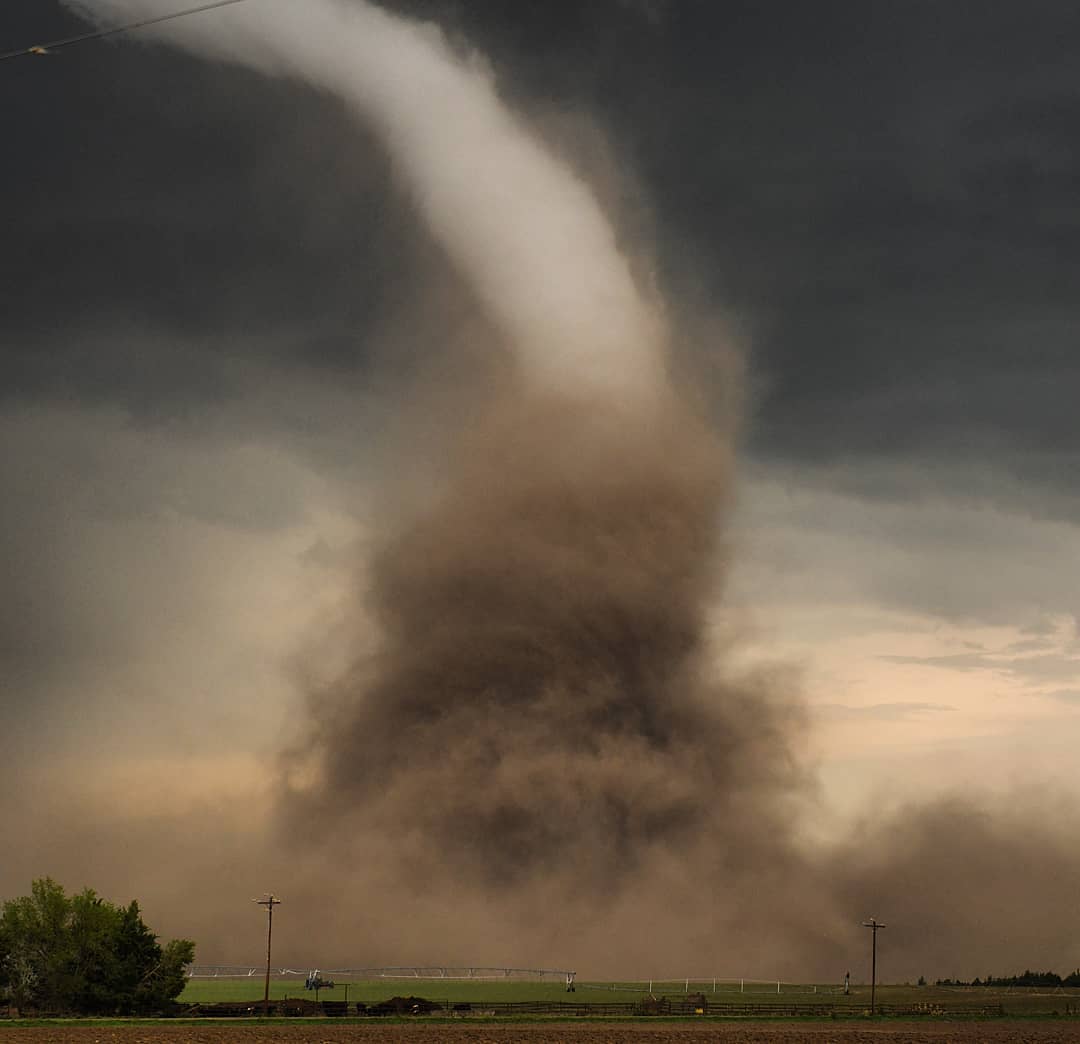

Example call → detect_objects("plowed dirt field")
4 1021 1080 1043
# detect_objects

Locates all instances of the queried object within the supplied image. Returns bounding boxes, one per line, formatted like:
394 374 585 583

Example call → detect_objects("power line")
1 0 256 63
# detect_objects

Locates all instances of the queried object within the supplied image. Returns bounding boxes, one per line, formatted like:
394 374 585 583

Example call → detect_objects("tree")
0 879 194 1014
0 878 72 1012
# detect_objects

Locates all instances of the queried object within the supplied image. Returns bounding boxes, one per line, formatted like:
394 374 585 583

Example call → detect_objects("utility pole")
253 894 281 1016
861 917 886 1015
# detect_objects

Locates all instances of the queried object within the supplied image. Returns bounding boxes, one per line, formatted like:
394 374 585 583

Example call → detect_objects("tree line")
935 969 1080 988
0 878 194 1015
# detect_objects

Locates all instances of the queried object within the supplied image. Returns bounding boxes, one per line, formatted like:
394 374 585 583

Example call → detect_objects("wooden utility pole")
861 918 886 1015
253 894 281 1016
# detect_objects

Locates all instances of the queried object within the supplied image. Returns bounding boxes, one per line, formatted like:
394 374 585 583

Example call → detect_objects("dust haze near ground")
33 0 1080 981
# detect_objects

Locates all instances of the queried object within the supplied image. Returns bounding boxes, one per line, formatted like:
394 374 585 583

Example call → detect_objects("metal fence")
581 977 822 995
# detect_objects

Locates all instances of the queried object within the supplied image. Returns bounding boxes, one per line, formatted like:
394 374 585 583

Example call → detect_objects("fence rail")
582 978 821 995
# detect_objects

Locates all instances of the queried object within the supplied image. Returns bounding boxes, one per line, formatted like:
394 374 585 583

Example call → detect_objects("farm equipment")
304 970 335 1000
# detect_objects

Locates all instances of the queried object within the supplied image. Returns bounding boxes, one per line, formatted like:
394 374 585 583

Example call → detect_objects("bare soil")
3 1021 1080 1043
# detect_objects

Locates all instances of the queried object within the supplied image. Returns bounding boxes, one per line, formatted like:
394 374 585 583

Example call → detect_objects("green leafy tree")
0 878 72 1012
0 878 194 1014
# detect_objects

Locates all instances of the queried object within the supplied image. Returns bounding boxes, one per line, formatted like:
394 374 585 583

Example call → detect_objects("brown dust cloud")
31 0 1079 982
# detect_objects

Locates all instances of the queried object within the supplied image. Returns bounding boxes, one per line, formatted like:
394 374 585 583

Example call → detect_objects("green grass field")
178 976 1080 1016
181 978 632 1005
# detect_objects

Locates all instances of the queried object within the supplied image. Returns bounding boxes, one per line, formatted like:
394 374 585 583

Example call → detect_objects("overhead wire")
1 0 255 63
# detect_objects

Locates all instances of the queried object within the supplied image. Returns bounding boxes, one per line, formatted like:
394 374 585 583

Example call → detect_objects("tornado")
64 0 784 874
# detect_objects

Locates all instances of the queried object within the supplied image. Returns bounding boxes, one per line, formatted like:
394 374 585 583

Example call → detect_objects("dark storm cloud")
399 1 1080 516
731 461 1080 627
2 2 478 422
747 317 1080 524
7 0 1080 478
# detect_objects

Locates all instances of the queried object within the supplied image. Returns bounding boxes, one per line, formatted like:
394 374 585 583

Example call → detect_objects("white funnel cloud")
68 0 667 403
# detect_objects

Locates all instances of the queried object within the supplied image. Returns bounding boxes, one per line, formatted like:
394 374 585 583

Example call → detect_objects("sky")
2 0 1079 980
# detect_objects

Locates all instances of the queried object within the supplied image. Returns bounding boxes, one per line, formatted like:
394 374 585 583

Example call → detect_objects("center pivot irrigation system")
185 966 829 997
187 965 576 982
